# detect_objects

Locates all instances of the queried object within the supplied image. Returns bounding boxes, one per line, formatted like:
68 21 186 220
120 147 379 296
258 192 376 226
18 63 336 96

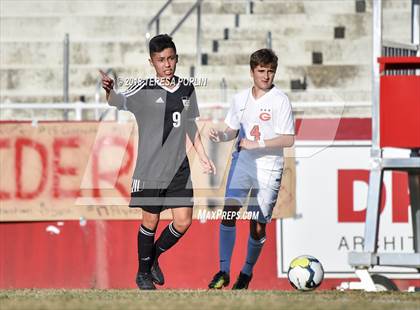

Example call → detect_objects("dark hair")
149 34 177 56
250 49 278 71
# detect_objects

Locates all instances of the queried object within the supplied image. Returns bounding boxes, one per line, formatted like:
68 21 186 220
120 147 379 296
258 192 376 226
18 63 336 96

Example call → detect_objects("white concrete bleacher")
0 0 414 119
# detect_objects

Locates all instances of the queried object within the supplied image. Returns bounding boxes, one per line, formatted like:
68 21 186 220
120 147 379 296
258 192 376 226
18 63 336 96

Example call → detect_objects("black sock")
138 224 156 274
154 222 184 260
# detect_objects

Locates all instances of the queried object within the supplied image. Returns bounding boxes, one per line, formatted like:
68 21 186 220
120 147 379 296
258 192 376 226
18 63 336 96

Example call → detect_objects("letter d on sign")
337 169 386 222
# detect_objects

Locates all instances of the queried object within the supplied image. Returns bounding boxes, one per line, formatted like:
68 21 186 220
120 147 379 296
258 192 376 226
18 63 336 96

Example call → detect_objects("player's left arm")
187 124 216 175
185 87 216 174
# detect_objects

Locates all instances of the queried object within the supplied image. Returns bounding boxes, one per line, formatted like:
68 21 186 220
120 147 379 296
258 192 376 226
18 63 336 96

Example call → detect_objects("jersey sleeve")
107 81 145 113
224 99 241 130
274 96 295 135
107 89 127 111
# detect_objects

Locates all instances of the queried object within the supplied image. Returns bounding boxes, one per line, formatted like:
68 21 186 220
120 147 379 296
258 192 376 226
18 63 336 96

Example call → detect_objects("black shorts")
129 163 194 214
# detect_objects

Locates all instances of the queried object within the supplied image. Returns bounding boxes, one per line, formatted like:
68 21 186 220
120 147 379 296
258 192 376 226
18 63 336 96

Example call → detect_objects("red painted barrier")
2 220 419 290
0 221 97 288
0 220 283 289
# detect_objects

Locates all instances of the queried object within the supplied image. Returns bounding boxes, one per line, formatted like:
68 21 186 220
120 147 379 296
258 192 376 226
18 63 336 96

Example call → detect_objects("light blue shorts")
225 155 283 223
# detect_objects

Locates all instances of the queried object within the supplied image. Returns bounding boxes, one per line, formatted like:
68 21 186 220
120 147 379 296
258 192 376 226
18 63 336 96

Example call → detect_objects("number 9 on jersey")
173 112 181 128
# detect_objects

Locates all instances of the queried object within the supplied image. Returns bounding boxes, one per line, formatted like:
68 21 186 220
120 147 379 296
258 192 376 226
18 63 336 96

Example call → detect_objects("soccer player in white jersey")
208 49 295 289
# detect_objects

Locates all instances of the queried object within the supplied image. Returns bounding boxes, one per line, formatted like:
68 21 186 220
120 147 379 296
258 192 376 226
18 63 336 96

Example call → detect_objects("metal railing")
383 40 419 56
0 99 371 122
63 33 70 120
169 0 202 36
1 71 120 122
63 33 70 104
170 0 203 70
146 0 173 39
266 31 272 49
145 0 203 70
412 0 419 45
382 40 419 75
220 78 228 103
0 103 112 122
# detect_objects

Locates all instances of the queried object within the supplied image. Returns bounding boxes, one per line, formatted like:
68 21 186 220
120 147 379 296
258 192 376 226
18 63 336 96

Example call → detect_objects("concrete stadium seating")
0 0 414 119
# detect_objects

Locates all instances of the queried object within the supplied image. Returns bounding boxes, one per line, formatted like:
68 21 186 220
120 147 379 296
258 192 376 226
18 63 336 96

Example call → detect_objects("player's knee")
221 203 240 227
173 217 192 234
250 220 266 240
142 213 160 231
221 218 237 227
250 229 266 240
251 231 266 240
142 219 159 231
225 200 241 211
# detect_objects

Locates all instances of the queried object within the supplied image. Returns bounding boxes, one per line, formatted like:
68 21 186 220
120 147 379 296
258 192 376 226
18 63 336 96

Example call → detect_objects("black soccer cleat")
151 260 165 285
136 272 156 290
208 271 230 289
232 272 252 290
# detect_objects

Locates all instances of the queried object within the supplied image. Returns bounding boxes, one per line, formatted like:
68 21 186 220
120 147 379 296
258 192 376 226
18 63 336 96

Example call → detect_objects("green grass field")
1 290 419 310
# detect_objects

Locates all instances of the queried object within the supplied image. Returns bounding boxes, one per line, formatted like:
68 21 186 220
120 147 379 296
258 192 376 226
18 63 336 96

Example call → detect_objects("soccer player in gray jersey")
100 34 215 290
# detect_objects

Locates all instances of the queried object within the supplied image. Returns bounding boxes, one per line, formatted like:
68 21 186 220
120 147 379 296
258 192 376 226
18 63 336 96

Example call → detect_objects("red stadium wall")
0 220 286 289
0 221 348 290
1 220 418 290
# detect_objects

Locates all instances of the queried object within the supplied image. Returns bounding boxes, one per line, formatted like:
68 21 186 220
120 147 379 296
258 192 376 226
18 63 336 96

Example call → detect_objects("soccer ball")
287 255 324 291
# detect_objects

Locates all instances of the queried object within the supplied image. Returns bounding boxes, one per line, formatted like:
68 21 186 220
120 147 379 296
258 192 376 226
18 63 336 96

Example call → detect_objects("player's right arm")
99 70 144 112
99 70 113 100
99 70 126 110
210 95 241 142
209 127 238 142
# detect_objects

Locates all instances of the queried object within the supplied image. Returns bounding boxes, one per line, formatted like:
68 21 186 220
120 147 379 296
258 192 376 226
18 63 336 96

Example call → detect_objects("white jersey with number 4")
225 86 294 171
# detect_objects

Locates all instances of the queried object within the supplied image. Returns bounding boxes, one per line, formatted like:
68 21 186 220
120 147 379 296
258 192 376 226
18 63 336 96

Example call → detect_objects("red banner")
0 122 295 221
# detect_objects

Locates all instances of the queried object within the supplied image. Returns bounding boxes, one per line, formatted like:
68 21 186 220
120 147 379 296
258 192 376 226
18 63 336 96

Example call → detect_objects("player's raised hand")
200 156 216 175
209 128 223 143
99 69 114 93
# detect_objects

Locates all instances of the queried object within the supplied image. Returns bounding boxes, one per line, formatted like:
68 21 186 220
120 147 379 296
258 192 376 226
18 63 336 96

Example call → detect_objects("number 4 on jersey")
250 125 261 141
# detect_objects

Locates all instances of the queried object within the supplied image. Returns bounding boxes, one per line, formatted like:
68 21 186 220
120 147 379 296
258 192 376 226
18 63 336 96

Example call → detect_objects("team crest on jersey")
259 109 271 121
181 96 190 110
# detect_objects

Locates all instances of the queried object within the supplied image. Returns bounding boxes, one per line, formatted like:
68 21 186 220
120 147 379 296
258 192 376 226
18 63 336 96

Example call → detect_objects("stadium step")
0 0 411 109
0 63 371 92
0 0 167 17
